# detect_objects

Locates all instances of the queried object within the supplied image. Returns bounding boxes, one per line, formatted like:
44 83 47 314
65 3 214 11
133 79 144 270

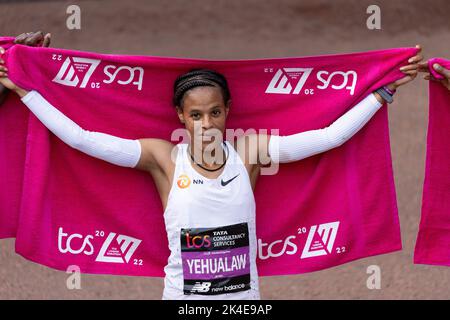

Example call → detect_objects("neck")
188 141 227 168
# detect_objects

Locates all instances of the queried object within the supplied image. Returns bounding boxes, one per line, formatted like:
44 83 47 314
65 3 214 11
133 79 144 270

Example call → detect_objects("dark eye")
212 110 221 116
191 113 200 119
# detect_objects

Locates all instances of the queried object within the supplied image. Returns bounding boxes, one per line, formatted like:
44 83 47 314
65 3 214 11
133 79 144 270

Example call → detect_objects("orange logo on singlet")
177 174 191 189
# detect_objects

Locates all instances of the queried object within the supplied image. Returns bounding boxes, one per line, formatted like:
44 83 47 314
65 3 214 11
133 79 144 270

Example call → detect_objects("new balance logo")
190 282 212 293
301 221 340 259
53 57 101 88
95 232 141 263
265 68 313 94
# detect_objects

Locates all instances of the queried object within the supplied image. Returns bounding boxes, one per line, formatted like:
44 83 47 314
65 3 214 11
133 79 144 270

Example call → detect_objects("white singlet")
162 140 260 300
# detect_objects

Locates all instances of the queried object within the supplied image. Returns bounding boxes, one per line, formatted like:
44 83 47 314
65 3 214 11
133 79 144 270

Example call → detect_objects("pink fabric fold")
414 58 450 267
0 37 29 238
428 58 450 80
0 39 416 276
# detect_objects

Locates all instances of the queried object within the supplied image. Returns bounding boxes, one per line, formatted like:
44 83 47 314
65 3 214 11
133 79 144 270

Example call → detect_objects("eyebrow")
189 106 221 113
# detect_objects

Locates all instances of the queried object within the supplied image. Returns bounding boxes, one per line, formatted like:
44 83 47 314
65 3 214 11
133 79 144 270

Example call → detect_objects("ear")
176 106 185 124
225 99 231 118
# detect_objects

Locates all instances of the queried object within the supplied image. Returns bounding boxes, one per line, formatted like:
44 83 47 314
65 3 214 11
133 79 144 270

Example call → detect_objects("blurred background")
0 0 449 299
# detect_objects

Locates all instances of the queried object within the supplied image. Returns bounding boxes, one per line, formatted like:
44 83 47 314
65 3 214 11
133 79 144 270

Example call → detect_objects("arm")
267 92 383 163
0 53 173 173
21 89 176 173
20 90 143 168
18 90 176 172
256 45 424 164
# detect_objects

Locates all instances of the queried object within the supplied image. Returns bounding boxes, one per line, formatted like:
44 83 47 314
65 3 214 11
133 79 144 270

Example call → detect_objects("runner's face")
177 86 230 148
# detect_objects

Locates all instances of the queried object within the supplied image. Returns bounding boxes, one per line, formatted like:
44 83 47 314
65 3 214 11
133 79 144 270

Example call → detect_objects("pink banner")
0 39 415 276
0 37 29 239
414 58 450 267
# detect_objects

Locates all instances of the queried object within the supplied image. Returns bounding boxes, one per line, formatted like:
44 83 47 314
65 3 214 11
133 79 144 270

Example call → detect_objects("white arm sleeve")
21 90 142 168
268 93 383 163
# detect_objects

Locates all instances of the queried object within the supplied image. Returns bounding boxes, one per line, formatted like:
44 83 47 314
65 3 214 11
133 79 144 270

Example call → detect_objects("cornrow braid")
173 69 231 108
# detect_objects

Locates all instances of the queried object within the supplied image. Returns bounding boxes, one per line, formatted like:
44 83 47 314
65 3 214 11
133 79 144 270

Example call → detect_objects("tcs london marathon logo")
258 221 343 260
58 227 143 265
51 54 144 90
264 67 357 96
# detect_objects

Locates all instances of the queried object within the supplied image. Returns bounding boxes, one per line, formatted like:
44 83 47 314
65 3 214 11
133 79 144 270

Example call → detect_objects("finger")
17 31 36 43
418 61 428 67
24 31 44 46
0 47 5 55
394 75 414 87
400 64 419 71
0 66 7 72
428 75 440 82
408 55 423 63
14 32 28 44
401 70 418 76
417 61 429 72
42 33 51 47
0 71 7 77
433 64 450 79
23 31 43 46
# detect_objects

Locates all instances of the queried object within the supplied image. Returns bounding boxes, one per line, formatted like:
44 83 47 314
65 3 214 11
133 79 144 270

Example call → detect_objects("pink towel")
0 37 29 239
414 58 450 266
0 39 416 276
428 58 450 80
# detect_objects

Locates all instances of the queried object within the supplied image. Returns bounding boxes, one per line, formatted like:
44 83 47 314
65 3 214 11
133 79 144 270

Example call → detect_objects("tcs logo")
177 174 191 189
52 55 144 90
58 227 94 255
185 233 211 249
57 227 142 264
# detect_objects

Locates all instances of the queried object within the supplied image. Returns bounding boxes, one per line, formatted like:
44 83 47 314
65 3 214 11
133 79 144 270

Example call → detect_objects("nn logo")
53 56 101 88
300 221 339 259
95 233 141 263
193 179 204 184
265 67 313 94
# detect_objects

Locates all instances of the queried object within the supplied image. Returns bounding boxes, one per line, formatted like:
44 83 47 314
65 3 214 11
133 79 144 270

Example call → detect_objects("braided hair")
173 69 231 108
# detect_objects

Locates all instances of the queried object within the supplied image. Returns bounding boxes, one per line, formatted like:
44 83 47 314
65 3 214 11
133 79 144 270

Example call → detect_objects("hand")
0 47 28 97
419 60 450 91
386 44 423 91
0 31 50 100
14 31 51 47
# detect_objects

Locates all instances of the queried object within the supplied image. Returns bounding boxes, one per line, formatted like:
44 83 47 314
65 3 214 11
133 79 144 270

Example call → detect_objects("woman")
0 45 422 299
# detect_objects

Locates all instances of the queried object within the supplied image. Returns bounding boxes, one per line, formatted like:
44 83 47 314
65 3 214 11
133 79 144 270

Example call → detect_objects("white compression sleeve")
268 93 383 163
21 90 142 168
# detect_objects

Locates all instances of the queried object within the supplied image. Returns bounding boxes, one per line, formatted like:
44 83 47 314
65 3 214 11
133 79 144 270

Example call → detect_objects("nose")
202 115 213 131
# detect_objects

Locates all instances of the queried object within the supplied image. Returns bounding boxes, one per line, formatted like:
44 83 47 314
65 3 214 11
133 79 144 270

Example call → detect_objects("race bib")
180 222 250 295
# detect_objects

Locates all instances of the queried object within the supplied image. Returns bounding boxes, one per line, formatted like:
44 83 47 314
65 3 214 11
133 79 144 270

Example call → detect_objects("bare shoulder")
135 138 177 173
